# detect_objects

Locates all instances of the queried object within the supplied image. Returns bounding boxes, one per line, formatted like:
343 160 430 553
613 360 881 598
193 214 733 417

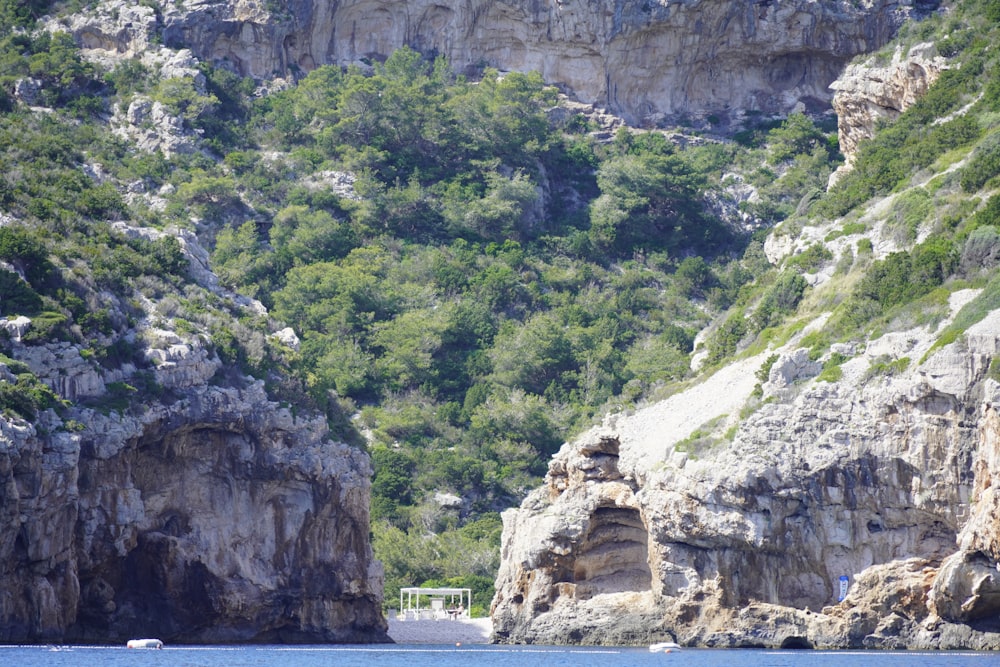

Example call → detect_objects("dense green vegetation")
6 0 1000 612
0 13 833 605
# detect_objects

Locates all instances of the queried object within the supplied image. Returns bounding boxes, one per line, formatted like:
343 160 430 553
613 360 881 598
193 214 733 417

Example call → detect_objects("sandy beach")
387 617 493 644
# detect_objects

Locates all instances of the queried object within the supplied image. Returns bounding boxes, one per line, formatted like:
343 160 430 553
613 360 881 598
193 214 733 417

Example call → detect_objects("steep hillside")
0 2 385 643
493 0 1000 649
4 0 999 648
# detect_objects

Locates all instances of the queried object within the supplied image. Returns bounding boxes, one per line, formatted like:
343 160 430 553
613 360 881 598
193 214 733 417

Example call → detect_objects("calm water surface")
1 644 994 667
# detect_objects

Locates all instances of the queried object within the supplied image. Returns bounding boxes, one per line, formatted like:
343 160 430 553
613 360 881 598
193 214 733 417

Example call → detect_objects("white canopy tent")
399 586 471 619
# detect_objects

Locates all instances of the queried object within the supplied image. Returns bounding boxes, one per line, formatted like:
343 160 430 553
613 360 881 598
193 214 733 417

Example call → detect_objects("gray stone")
13 78 43 106
493 299 1000 649
57 0 923 125
830 42 947 183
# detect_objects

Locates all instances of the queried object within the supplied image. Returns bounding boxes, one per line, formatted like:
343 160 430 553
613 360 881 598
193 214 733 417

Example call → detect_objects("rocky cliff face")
0 234 386 643
53 0 935 124
492 294 1000 648
829 41 947 183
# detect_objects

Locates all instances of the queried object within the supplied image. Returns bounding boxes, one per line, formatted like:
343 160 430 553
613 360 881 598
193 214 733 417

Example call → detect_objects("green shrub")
925 271 1000 359
589 146 722 255
825 221 867 242
937 29 975 58
79 308 115 335
960 137 1000 192
886 188 932 242
706 310 748 365
757 354 780 384
95 337 142 369
0 31 103 108
78 182 125 219
817 352 848 382
766 113 835 165
989 356 1000 382
844 236 957 330
92 233 189 292
0 225 54 287
960 225 1000 275
21 311 69 342
971 194 1000 230
733 117 783 148
834 247 855 275
94 381 139 414
106 58 150 95
799 329 832 361
751 272 807 331
0 270 43 314
0 353 29 375
865 355 910 379
0 0 55 30
751 353 780 397
785 243 833 272
0 372 59 419
674 415 729 457
150 76 218 127
370 446 416 524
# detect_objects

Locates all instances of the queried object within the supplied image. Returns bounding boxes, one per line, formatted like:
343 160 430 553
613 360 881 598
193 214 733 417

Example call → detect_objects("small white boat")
126 638 163 649
649 641 681 652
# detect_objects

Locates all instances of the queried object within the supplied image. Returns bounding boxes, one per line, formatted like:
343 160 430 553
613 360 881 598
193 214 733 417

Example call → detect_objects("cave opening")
780 635 814 649
572 506 652 599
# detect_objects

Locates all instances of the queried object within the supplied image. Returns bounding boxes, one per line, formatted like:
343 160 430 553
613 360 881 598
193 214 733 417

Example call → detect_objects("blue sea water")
0 644 994 667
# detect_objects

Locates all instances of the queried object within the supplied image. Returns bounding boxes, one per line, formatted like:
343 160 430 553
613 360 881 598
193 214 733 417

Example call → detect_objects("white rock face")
492 303 1000 649
0 342 386 642
13 78 43 105
114 96 198 157
50 1 159 62
304 171 361 201
0 316 32 343
829 42 947 183
142 329 219 389
15 342 107 401
61 0 926 124
763 348 821 394
272 327 301 351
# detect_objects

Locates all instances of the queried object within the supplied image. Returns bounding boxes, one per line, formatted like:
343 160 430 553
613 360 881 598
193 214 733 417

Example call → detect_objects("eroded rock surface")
829 41 947 183
57 0 935 124
0 230 386 643
492 307 1000 649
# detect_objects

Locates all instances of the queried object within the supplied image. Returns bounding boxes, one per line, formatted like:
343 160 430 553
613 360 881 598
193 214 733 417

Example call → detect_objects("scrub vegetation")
3 0 1000 609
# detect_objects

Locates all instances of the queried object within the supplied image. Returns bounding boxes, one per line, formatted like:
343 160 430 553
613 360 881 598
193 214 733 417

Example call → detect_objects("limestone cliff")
492 293 1000 649
829 41 947 183
53 0 936 124
0 233 387 643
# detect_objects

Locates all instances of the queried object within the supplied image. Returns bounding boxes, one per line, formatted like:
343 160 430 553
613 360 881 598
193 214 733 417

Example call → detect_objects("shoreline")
386 617 493 644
